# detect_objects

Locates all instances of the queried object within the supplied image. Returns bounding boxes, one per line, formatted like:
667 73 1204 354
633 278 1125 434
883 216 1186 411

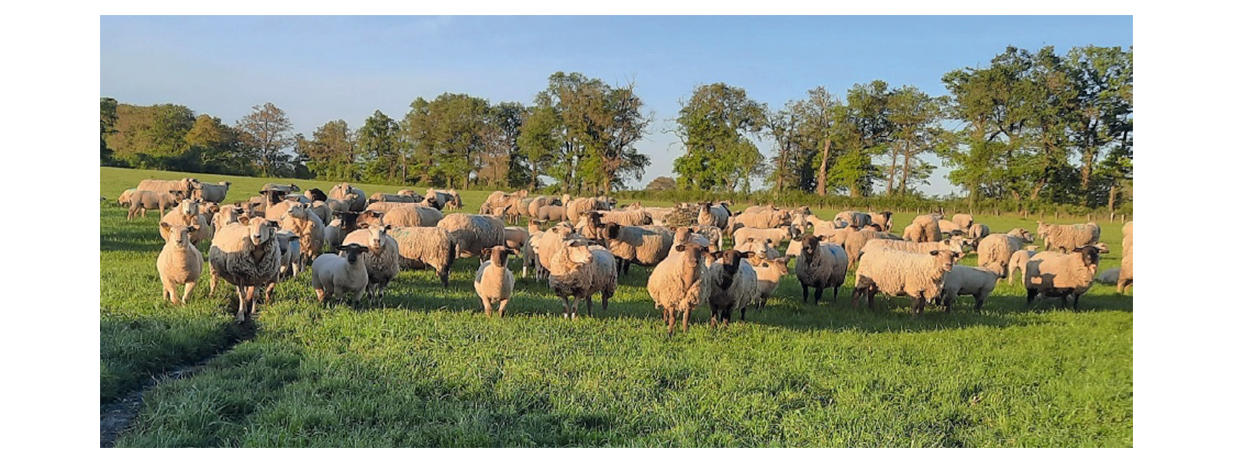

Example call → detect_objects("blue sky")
100 16 1132 195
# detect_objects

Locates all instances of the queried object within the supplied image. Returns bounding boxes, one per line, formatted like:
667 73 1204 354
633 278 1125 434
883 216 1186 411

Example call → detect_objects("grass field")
99 166 1132 447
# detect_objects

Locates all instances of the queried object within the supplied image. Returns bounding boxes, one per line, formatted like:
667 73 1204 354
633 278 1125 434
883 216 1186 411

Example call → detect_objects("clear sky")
100 15 1132 195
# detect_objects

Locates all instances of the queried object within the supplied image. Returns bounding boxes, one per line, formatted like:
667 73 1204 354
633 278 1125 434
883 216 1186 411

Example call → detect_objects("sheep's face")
364 225 391 251
801 235 822 259
248 220 276 246
484 245 513 266
339 243 369 263
928 250 961 273
566 242 593 265
1074 246 1101 275
287 203 309 219
178 199 200 216
603 223 621 240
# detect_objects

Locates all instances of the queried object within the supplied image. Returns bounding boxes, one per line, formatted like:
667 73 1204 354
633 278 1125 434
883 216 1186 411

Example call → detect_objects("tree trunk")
815 139 832 196
1107 184 1117 212
887 147 898 195
900 146 912 196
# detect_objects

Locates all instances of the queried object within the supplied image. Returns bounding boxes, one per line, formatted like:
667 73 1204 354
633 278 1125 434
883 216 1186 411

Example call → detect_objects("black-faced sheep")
342 224 401 302
794 235 836 305
310 243 370 305
706 249 759 324
1024 246 1100 311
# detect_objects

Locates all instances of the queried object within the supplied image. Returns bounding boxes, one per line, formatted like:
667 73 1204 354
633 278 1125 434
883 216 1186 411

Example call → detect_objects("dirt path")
100 322 255 447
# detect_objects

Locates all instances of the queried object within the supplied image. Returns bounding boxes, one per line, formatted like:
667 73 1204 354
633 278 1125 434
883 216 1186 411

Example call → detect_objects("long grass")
100 167 1132 447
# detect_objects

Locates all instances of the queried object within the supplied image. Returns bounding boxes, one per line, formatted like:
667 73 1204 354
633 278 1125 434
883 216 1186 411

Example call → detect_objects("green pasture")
100 166 1132 447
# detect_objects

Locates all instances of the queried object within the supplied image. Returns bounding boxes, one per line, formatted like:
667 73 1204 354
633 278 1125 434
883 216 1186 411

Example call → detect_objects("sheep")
193 181 231 202
871 211 894 232
732 207 791 230
366 200 433 214
951 213 974 232
342 224 401 302
208 218 283 322
902 214 942 242
825 225 859 246
156 222 203 305
937 263 1003 313
733 226 796 247
643 207 677 226
127 190 183 220
1118 221 1133 294
369 192 421 204
137 178 199 196
306 200 332 225
598 209 653 227
426 188 462 210
504 226 532 277
474 246 518 317
743 204 776 214
1095 267 1121 285
437 213 507 258
278 202 325 275
322 217 346 252
354 209 386 231
382 204 443 227
396 189 424 200
1024 246 1102 311
852 248 961 316
601 223 675 274
328 182 367 212
117 188 139 207
824 243 849 300
705 249 759 324
310 243 371 305
305 188 329 202
672 226 712 249
387 226 457 288
752 256 790 311
536 223 577 281
696 202 731 229
794 235 836 305
261 182 300 194
159 198 212 245
844 229 903 269
968 223 990 241
834 211 871 228
527 196 561 220
1006 246 1041 285
861 237 969 258
566 197 613 225
212 203 247 233
936 219 964 235
977 228 1037 278
1037 221 1102 252
647 241 711 335
548 239 617 318
274 230 301 280
690 225 723 250
535 204 567 222
735 237 780 265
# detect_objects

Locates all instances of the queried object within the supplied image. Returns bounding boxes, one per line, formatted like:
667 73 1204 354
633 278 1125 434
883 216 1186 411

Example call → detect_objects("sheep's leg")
943 295 953 313
851 286 862 308
866 288 877 311
974 294 986 313
245 285 259 317
234 286 247 322
585 295 593 316
264 282 275 304
813 287 823 305
681 309 690 333
801 283 809 303
666 309 675 336
602 291 611 311
1025 289 1038 308
561 296 571 318
482 297 493 317
570 297 580 320
182 281 196 304
498 298 509 317
315 286 327 302
740 304 746 322
833 285 840 300
1060 294 1068 309
710 307 718 327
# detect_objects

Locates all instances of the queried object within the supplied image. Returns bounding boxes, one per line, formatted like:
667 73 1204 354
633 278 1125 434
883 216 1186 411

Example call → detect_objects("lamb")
426 188 462 210
705 249 759 325
1006 246 1040 285
159 198 212 245
127 190 182 220
952 213 974 231
968 223 990 240
137 178 199 196
794 235 836 305
870 211 894 232
902 214 942 242
834 211 871 228
733 226 796 247
1118 221 1133 294
752 256 790 311
117 188 139 207
274 230 301 281
437 213 507 258
1037 221 1102 252
1024 246 1102 311
342 224 401 302
976 228 1036 278
474 246 518 317
566 197 613 225
601 223 675 274
156 222 203 305
696 202 731 229
310 243 371 305
844 229 903 268
852 248 961 316
194 181 231 202
861 237 969 258
526 196 562 220
548 239 618 318
323 217 346 252
647 241 711 335
278 202 325 275
387 226 457 287
1095 267 1121 285
504 226 532 277
208 218 283 322
938 262 1004 313
328 182 367 212
381 204 443 227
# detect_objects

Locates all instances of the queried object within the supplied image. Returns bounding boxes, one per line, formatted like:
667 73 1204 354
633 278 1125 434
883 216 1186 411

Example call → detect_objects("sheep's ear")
160 222 171 230
188 225 200 232
765 239 773 244
746 237 754 242
481 247 492 258
675 244 686 252
383 224 392 231
761 262 769 268
930 250 940 255
1072 246 1085 252
358 222 370 229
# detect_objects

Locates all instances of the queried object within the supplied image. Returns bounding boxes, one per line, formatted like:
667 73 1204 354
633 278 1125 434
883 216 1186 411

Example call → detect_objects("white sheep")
705 249 759 325
834 211 872 228
159 198 213 245
696 202 732 229
844 229 903 269
388 226 457 288
753 256 790 311
474 246 517 317
951 213 974 232
861 237 968 258
536 223 577 281
938 262 1004 312
128 190 183 220
824 243 848 300
437 213 507 258
156 222 203 304
1006 246 1040 285
732 226 795 247
342 224 401 302
382 204 444 227
208 218 283 322
324 217 345 252
853 247 960 316
278 202 324 275
548 238 617 318
310 243 371 304
967 223 990 240
274 230 301 281
1037 221 1102 252
647 241 711 335
566 197 613 225
194 181 230 203
1024 246 1102 310
601 223 674 274
794 235 836 305
504 226 532 277
902 214 942 242
870 211 894 232
328 182 367 212
137 178 199 196
1118 221 1133 294
732 207 790 230
976 229 1036 278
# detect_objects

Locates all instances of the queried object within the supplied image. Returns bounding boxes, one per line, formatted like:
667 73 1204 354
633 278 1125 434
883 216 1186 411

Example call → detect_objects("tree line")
101 45 1131 210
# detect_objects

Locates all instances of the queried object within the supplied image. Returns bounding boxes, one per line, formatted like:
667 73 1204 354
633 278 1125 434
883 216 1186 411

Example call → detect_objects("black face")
803 235 821 256
604 223 621 240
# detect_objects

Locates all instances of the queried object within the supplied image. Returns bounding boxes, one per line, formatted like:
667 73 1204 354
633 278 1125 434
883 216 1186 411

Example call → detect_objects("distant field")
100 167 1132 447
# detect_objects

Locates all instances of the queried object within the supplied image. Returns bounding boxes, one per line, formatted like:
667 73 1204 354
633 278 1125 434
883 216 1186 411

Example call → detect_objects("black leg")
1026 288 1038 307
814 287 823 305
802 283 809 303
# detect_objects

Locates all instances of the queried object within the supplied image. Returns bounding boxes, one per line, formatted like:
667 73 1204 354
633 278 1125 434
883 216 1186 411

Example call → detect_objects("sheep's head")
424 195 439 209
761 256 792 277
483 245 516 266
179 198 200 216
361 224 391 252
160 222 197 248
338 243 370 264
248 219 277 246
1074 246 1101 275
800 235 822 259
306 188 327 202
565 240 594 264
356 210 384 229
928 249 961 273
287 202 310 220
603 223 623 241
551 223 575 237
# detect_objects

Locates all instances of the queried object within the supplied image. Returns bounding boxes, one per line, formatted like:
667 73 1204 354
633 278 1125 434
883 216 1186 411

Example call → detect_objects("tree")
300 120 356 181
885 86 946 195
645 176 676 191
236 102 296 177
356 110 402 184
478 102 528 188
1065 45 1133 205
100 97 119 165
673 82 767 192
186 114 252 176
106 103 196 170
516 104 563 191
830 81 893 197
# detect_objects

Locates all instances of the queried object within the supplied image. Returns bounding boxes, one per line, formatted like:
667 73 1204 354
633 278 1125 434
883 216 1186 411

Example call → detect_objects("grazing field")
100 167 1132 447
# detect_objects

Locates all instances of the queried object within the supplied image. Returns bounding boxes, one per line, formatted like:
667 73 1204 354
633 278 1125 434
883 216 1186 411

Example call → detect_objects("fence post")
1109 212 1115 222
1122 214 1126 223
1054 211 1059 219
1088 213 1093 222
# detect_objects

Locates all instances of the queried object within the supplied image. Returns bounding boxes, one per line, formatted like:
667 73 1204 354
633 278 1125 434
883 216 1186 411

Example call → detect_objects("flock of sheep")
116 178 1134 333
